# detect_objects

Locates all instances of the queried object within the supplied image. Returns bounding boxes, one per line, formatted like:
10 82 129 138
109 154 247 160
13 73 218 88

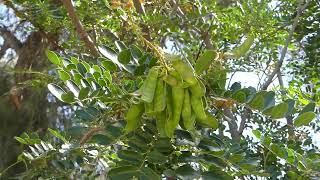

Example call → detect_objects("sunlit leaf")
294 112 316 127
46 50 61 65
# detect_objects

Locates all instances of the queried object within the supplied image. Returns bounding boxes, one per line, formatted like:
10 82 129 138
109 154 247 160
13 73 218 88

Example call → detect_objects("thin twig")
195 20 214 60
261 0 310 90
79 127 105 146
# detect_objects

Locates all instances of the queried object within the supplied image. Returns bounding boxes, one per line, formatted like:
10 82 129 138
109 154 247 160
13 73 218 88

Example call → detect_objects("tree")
0 0 319 179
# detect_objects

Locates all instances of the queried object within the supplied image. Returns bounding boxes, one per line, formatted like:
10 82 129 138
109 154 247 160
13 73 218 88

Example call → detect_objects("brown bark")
132 0 151 41
61 0 100 56
0 23 51 176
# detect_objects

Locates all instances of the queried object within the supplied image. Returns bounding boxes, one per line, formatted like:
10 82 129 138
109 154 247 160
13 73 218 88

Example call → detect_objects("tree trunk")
0 31 50 177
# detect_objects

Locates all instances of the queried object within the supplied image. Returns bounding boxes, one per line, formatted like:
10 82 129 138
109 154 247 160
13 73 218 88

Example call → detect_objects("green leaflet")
294 112 316 127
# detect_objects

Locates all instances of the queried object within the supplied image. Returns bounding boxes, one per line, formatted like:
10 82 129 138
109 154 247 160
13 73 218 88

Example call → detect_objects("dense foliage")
0 0 319 179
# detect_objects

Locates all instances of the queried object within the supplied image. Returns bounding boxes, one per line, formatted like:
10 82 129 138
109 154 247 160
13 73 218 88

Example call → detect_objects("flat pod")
156 112 167 137
141 67 159 103
189 79 206 97
144 102 155 117
191 94 207 121
231 34 254 58
153 78 166 112
181 89 194 131
163 74 178 86
166 86 184 137
197 112 219 130
125 103 145 132
194 50 217 75
171 58 197 86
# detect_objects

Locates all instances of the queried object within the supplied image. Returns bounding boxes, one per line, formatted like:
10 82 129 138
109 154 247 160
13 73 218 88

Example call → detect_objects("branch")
132 0 151 41
169 0 185 17
61 0 100 56
133 0 146 15
79 127 104 146
239 108 251 135
260 0 310 90
223 108 241 142
277 70 295 139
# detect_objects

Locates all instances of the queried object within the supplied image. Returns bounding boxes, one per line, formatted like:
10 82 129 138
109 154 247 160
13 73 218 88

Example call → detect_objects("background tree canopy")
0 0 319 179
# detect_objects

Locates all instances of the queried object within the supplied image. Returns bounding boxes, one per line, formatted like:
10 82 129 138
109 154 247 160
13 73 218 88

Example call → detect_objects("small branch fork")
260 0 310 90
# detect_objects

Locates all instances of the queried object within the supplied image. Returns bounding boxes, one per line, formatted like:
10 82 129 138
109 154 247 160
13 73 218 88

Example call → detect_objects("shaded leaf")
263 91 275 110
176 164 199 180
300 102 315 115
285 99 295 117
77 63 87 75
147 150 167 164
108 166 140 180
90 134 114 145
75 109 95 121
130 45 142 62
230 82 241 92
118 49 132 64
78 87 90 100
61 92 75 103
108 166 160 180
202 168 233 180
117 150 143 165
115 40 127 51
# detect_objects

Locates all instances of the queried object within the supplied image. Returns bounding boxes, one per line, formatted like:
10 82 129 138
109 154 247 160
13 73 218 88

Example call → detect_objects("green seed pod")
141 67 159 103
189 79 206 97
194 50 217 75
165 86 184 137
163 75 178 86
182 90 195 131
169 69 182 81
153 78 166 112
191 94 207 121
165 87 173 136
144 102 155 117
124 103 144 132
197 111 219 130
231 34 255 58
156 112 167 137
172 59 197 86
